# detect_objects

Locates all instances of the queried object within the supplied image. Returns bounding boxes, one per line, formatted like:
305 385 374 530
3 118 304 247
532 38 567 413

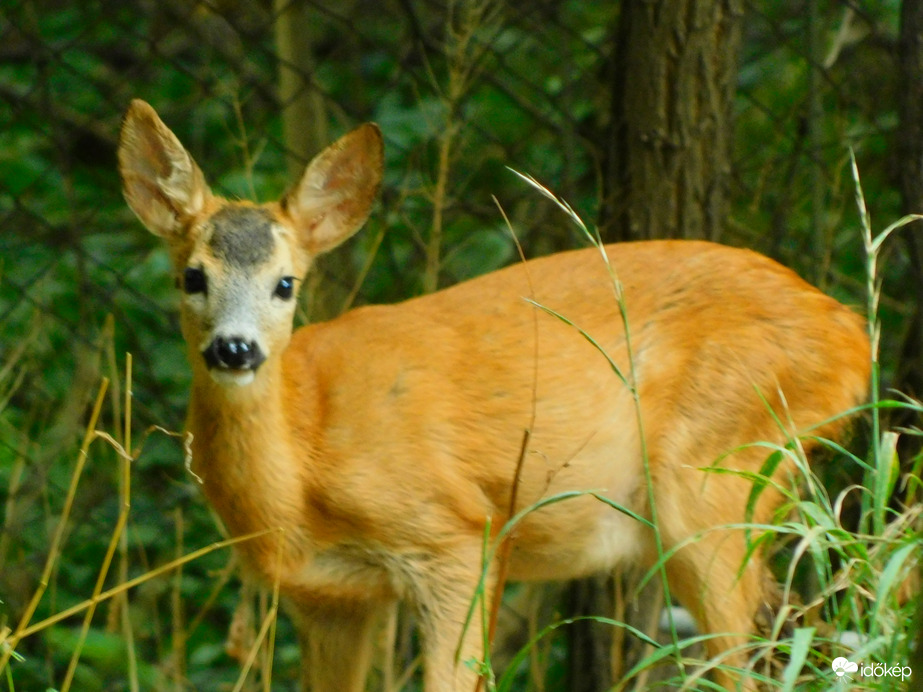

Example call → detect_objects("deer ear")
118 99 212 238
281 123 383 255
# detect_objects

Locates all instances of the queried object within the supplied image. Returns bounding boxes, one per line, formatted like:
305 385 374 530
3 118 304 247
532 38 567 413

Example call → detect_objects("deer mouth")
208 368 257 387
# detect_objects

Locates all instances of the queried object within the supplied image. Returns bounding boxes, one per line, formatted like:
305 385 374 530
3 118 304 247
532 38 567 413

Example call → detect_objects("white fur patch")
210 369 256 387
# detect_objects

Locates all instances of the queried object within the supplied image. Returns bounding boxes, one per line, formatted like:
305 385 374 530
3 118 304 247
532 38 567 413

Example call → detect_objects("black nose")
203 336 266 371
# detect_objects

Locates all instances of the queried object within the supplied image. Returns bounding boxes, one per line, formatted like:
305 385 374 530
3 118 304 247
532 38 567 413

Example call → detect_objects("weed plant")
0 166 920 691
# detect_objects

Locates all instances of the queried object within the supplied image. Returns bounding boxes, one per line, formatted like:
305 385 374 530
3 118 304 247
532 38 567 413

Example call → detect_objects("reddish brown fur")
119 99 870 691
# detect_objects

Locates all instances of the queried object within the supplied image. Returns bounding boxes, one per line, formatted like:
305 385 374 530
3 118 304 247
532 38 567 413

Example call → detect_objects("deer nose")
203 336 266 371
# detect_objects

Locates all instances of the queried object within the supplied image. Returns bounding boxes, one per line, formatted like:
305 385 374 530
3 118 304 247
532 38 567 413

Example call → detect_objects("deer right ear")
281 123 383 255
118 99 212 238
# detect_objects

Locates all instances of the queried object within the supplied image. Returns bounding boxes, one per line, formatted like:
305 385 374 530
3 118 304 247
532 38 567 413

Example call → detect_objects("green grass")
1 169 921 691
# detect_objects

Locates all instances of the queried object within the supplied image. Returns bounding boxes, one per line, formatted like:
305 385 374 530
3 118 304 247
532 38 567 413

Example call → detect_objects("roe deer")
118 99 870 691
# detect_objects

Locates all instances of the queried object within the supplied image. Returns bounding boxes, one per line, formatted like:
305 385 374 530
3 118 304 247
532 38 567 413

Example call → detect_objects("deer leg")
411 549 496 692
654 461 780 690
287 598 387 692
662 529 766 690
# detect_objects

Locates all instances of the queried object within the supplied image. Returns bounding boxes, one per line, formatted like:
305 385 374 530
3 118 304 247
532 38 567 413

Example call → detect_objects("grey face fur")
177 206 298 386
208 207 275 268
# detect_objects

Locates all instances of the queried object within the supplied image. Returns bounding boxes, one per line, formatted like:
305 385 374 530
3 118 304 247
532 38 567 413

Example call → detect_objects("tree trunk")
274 0 329 178
274 0 363 323
600 0 743 242
568 2 743 689
565 575 615 692
896 0 923 404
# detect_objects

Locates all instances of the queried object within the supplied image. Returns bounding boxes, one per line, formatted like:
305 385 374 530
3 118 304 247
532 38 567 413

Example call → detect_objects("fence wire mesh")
0 0 914 689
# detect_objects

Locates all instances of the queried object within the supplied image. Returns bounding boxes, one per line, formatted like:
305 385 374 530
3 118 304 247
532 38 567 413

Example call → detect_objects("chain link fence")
0 0 911 689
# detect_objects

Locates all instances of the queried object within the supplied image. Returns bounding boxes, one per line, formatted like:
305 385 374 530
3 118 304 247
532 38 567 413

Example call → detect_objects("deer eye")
274 276 295 300
183 267 207 295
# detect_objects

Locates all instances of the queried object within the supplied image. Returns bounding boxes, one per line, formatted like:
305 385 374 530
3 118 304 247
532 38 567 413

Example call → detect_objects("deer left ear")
118 99 213 239
281 123 383 255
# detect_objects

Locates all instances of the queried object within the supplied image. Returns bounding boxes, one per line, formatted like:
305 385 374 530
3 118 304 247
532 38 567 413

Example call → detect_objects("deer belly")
505 491 648 582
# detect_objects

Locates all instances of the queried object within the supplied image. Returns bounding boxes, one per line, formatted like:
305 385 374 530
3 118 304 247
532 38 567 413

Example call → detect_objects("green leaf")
780 627 816 691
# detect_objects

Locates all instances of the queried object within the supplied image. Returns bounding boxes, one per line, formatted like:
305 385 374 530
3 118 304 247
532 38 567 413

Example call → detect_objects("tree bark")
568 2 743 689
274 0 329 178
896 0 923 404
600 0 743 242
565 575 615 692
274 0 364 323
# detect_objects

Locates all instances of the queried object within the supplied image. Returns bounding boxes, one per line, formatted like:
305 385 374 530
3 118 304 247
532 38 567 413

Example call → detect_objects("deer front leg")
412 549 496 692
286 597 388 692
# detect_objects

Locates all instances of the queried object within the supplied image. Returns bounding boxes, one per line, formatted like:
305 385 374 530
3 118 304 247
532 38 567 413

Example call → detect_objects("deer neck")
185 354 311 553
